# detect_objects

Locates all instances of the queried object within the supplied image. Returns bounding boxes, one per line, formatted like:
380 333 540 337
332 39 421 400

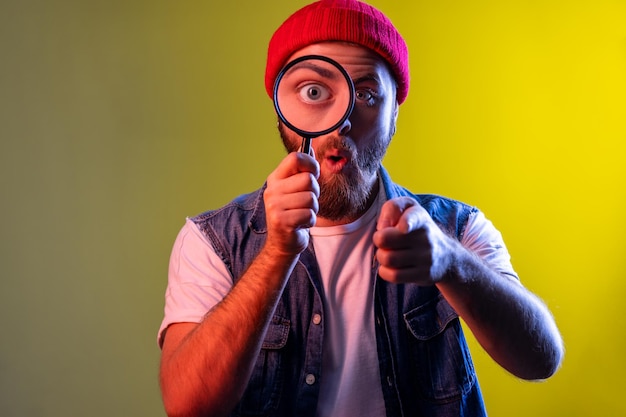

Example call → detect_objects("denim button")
305 374 316 385
312 314 322 325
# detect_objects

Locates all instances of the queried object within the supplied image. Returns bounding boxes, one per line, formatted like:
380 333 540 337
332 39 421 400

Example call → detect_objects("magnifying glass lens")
274 56 354 137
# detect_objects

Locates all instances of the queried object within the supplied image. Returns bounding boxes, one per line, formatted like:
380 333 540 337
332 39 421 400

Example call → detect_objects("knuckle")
307 191 319 210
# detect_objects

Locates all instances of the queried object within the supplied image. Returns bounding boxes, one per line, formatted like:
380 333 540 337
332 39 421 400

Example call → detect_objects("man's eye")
298 83 331 103
356 89 374 101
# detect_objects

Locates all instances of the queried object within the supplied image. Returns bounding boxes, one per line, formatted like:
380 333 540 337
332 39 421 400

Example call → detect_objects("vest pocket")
403 295 476 403
234 315 290 416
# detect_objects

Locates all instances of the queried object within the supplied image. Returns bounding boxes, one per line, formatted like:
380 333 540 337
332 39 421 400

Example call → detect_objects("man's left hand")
373 197 455 285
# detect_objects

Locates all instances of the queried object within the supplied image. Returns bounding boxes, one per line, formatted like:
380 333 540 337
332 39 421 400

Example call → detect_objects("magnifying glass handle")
301 137 312 155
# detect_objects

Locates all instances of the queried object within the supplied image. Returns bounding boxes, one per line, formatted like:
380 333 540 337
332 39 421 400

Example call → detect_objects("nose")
337 117 352 136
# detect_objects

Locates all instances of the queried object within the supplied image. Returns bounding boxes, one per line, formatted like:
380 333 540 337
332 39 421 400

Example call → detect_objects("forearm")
160 246 299 417
437 244 564 380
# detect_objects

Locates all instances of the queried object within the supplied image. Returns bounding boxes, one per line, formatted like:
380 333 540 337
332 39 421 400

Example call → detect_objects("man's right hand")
263 150 320 257
160 150 320 417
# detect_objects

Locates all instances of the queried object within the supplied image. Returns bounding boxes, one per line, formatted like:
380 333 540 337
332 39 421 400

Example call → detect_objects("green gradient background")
1 1 625 416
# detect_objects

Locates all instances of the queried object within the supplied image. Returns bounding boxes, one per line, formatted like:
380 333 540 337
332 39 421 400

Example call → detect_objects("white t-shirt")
158 189 518 416
308 187 386 417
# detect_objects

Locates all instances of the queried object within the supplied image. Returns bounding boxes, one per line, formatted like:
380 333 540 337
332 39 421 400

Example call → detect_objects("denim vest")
192 167 487 417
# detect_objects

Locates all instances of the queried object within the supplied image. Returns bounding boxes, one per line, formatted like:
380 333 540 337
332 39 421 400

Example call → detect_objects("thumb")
377 197 416 231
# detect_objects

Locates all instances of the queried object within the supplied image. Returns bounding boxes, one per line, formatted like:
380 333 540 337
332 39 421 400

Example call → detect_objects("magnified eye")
298 83 331 103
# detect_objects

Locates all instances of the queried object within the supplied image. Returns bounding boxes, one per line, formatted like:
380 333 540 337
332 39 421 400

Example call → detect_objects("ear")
391 101 399 136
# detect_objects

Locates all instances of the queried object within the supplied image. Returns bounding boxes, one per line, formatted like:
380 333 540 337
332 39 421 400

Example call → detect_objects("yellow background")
1 0 624 415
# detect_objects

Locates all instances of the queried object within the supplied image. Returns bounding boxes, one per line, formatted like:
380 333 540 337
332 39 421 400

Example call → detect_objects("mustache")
316 136 356 159
278 121 356 158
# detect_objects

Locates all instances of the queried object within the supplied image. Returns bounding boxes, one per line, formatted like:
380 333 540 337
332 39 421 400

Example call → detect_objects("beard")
278 122 392 222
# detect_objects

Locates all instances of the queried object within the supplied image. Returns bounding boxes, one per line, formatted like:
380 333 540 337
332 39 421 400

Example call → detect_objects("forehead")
287 42 394 83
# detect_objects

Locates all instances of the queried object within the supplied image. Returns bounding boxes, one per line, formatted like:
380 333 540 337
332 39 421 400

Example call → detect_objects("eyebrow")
284 61 340 80
351 73 382 86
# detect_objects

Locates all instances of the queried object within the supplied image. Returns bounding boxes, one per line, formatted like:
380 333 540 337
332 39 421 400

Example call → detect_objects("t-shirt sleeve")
157 218 234 347
460 210 520 282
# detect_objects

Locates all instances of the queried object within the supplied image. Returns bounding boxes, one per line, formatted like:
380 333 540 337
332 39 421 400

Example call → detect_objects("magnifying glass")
273 55 355 155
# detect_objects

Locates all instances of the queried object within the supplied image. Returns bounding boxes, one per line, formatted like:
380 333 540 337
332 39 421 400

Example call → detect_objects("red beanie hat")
265 0 410 104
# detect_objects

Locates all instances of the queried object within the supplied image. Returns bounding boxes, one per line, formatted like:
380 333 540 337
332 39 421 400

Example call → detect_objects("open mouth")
323 150 350 172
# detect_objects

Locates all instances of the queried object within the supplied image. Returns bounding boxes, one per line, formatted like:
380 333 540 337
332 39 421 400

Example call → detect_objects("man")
158 1 564 416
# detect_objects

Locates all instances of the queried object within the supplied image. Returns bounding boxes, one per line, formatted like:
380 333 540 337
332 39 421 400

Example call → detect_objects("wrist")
258 241 301 271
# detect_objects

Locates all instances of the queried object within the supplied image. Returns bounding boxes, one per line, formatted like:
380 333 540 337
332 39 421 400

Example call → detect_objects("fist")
263 151 320 256
373 197 454 285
